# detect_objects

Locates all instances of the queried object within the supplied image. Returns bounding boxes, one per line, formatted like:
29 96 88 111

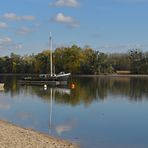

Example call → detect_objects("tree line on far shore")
0 45 148 74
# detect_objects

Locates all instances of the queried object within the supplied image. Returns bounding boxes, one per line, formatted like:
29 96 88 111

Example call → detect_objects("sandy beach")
0 120 79 148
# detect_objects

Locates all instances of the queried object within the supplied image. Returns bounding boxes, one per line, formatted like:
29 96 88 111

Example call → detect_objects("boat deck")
19 80 68 86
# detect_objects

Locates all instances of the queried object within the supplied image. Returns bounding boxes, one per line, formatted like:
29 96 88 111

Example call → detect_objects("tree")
80 48 95 74
34 51 50 73
55 45 82 74
109 53 131 72
130 49 143 74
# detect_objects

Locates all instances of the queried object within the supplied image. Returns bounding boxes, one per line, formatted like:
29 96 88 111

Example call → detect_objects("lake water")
0 75 148 148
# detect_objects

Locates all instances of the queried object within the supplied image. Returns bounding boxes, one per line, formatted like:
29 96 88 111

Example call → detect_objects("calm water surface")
0 76 148 148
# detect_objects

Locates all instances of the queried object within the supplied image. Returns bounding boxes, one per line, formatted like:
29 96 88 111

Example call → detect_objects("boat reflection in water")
20 72 71 86
47 86 71 134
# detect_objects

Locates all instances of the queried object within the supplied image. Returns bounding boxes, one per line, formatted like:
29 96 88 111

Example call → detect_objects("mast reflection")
48 87 71 134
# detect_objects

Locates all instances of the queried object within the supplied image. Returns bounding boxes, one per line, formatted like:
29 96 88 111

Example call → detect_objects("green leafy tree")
55 45 82 74
130 49 143 74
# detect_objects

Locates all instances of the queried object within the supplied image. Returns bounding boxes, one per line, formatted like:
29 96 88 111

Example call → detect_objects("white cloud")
52 13 79 28
49 0 79 7
16 26 34 35
55 124 72 135
0 37 12 44
55 119 77 135
3 12 36 21
53 13 74 23
0 36 22 50
3 13 19 20
0 22 8 29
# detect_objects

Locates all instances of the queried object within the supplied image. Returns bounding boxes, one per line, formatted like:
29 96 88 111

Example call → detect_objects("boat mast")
49 32 53 77
49 87 53 133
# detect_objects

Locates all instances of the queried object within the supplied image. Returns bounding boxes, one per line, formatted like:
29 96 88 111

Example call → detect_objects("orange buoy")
71 83 75 89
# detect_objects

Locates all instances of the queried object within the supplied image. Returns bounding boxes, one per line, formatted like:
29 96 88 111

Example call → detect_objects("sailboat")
20 33 71 85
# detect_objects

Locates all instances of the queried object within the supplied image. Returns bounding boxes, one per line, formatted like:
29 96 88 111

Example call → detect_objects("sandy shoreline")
0 120 79 148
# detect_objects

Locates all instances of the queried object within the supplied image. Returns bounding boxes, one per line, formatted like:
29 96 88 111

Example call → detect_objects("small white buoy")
0 83 4 91
44 84 47 90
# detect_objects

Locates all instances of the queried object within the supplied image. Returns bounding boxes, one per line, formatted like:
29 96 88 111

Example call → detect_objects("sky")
0 0 148 56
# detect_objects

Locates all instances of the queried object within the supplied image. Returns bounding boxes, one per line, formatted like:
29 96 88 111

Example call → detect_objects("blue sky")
0 0 148 56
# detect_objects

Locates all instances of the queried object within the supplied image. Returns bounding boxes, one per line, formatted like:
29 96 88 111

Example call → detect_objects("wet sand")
0 120 79 148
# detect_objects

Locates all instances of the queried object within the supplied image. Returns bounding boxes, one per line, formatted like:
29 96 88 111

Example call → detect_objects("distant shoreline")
0 120 79 148
0 73 148 77
73 74 148 77
0 73 38 76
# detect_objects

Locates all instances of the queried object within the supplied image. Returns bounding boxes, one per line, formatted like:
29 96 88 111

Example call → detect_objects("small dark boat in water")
20 72 71 86
22 72 71 81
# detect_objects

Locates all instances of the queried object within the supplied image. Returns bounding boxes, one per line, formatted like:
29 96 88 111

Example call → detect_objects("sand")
0 120 79 148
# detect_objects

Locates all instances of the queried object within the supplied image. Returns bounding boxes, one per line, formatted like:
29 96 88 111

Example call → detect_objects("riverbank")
73 74 148 77
0 73 148 77
0 120 79 148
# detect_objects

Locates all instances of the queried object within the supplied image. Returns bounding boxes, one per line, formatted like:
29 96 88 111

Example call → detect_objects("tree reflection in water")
1 75 148 106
